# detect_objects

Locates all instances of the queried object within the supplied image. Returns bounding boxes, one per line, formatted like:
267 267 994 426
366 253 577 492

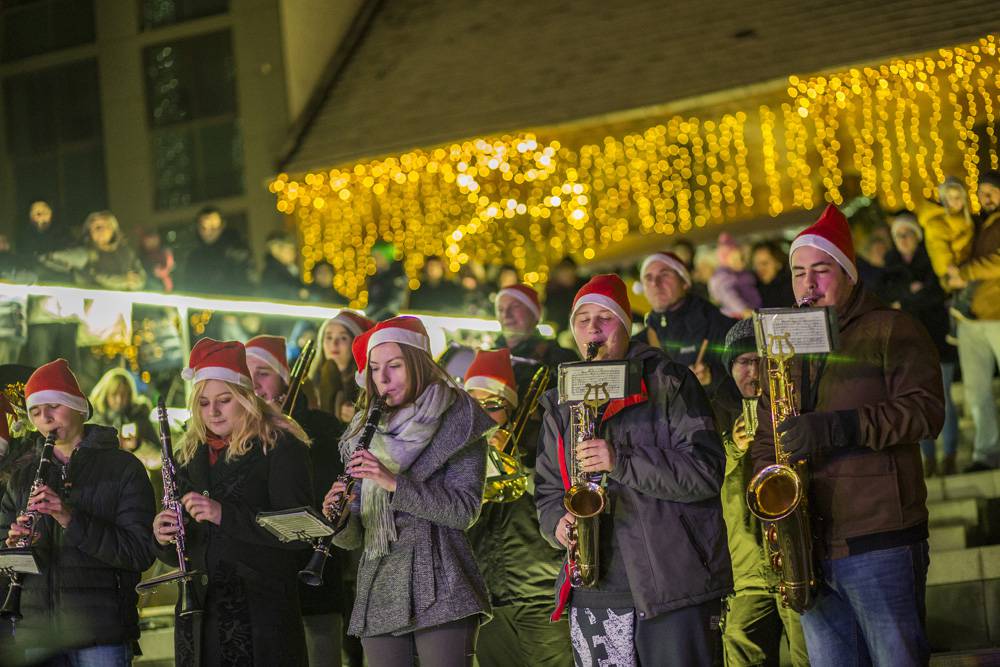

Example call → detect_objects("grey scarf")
341 382 456 558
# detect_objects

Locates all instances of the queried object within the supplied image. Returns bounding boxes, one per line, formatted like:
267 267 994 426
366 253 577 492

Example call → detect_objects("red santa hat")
570 274 632 332
639 251 692 287
326 311 376 339
352 316 431 386
495 284 542 322
24 359 90 417
245 335 289 383
181 338 253 389
464 349 519 407
789 204 858 284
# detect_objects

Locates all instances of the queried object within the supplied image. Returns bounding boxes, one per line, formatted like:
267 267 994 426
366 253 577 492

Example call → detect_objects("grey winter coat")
333 388 495 637
535 341 734 620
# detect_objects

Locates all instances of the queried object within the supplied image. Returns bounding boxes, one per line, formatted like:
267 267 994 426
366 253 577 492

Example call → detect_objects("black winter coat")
756 268 797 308
878 246 955 363
0 425 156 652
161 432 313 666
633 294 737 396
176 228 252 296
535 342 733 620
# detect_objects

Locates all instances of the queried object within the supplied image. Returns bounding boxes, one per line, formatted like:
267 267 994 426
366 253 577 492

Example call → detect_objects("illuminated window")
139 0 229 30
143 30 243 209
2 59 107 226
1 0 95 63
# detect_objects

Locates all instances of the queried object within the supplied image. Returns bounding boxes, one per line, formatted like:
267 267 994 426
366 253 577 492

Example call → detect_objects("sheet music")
0 549 40 575
755 308 834 355
255 507 334 543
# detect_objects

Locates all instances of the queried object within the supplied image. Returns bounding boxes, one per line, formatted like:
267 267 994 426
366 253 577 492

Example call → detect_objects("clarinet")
134 399 201 617
299 395 385 586
0 432 57 628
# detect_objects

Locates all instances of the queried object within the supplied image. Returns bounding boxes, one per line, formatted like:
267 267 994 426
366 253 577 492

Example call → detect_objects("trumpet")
300 395 385 586
135 399 201 617
482 364 550 503
564 341 606 588
0 432 57 628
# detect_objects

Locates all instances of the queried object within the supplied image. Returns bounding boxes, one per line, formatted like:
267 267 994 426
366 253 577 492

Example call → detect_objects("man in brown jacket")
947 169 1000 471
752 204 944 667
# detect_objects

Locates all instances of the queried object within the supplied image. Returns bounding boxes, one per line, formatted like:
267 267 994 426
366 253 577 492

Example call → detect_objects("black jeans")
361 617 479 667
570 599 722 666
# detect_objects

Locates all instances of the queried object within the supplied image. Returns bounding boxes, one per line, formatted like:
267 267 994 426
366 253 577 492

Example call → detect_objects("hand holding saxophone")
776 410 858 461
555 512 577 549
26 484 72 528
732 416 752 452
575 439 616 473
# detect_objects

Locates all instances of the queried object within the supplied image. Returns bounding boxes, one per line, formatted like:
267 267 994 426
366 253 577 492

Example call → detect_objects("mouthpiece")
585 341 602 361
797 295 818 307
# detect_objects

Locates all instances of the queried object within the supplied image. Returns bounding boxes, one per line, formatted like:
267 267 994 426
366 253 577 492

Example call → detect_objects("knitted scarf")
341 382 455 558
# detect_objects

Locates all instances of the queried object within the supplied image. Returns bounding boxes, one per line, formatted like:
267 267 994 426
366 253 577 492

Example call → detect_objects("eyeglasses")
477 398 509 413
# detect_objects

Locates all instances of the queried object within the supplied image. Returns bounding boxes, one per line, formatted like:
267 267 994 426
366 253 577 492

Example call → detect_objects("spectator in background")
73 211 146 291
305 260 349 305
136 227 175 292
88 368 160 469
459 262 490 316
17 199 72 275
497 264 520 289
176 206 252 296
709 232 761 319
672 239 710 300
0 235 30 364
854 223 891 289
544 256 586 333
692 244 717 301
364 240 407 320
880 213 958 476
260 231 305 301
918 176 976 287
408 255 464 312
751 240 796 308
947 170 1000 471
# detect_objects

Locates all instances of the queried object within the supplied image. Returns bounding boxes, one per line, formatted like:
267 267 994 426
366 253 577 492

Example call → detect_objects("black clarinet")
134 399 201 617
299 395 385 586
0 432 57 628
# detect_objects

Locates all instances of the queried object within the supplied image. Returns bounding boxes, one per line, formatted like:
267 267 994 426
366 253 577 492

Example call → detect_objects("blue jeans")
920 362 958 458
25 643 133 667
800 542 929 667
957 320 1000 466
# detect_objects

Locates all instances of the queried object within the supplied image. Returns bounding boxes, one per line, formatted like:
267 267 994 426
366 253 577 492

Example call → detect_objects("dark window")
139 0 229 31
1 0 96 63
3 59 107 228
143 30 243 209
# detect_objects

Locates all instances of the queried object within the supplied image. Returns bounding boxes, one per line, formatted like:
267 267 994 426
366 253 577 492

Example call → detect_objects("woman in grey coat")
324 316 494 667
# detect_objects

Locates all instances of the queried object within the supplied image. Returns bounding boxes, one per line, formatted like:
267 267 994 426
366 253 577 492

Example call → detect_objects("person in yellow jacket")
917 177 975 289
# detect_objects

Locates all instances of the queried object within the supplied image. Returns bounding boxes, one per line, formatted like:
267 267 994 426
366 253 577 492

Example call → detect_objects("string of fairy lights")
271 35 1000 309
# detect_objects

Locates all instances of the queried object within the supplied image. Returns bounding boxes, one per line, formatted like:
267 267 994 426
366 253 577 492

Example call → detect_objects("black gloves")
776 410 860 460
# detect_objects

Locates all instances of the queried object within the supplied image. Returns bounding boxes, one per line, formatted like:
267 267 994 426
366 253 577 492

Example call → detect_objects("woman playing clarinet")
152 338 313 666
322 316 494 667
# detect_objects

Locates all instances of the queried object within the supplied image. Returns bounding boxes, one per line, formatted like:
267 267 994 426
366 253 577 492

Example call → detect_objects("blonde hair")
178 380 310 465
89 368 138 415
84 210 122 249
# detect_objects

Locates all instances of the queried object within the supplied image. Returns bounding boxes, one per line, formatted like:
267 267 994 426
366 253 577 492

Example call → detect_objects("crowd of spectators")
2 168 1000 476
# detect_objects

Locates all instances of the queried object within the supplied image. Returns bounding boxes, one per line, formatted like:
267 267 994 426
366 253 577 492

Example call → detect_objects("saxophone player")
464 348 571 667
1 359 155 664
535 275 732 666
715 320 808 666
750 205 945 666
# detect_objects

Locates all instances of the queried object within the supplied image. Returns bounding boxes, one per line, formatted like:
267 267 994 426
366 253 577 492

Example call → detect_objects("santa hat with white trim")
464 349 519 407
495 284 542 322
570 274 633 333
245 335 290 383
181 338 253 389
352 316 431 386
24 359 91 418
326 311 376 339
638 251 692 288
789 204 858 284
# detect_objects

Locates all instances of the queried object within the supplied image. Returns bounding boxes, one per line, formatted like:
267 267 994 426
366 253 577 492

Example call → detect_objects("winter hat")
723 318 758 377
464 349 519 407
182 338 252 389
495 284 542 322
789 204 858 284
246 335 290 383
570 274 632 332
327 311 376 339
890 212 923 241
24 359 90 417
639 251 692 287
979 170 1000 190
353 316 431 386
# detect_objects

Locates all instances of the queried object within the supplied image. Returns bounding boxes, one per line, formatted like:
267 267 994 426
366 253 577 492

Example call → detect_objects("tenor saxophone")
564 342 606 588
745 321 817 612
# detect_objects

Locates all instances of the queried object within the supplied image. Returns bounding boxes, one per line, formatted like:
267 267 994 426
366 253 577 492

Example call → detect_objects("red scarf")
206 434 230 466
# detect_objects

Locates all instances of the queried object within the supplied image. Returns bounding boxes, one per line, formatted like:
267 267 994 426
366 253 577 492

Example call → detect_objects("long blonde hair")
178 380 310 465
89 367 141 415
